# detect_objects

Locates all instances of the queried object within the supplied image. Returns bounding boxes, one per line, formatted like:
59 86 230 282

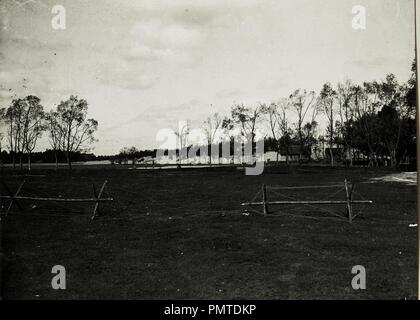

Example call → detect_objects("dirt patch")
368 172 417 186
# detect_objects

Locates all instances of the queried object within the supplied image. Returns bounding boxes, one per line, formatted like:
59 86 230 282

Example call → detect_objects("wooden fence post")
344 179 352 224
2 180 25 217
262 184 268 215
241 181 372 222
0 180 113 220
92 180 108 220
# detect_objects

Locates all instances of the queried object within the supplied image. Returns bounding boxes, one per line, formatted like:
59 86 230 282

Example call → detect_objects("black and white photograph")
0 0 418 303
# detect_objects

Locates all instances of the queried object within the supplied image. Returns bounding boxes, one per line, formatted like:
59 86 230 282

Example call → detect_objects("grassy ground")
1 165 417 299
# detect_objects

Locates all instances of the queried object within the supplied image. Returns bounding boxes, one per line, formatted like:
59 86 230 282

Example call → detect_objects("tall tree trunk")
330 111 334 166
54 150 58 171
0 143 3 171
368 150 376 167
390 149 397 167
329 144 334 167
209 146 212 167
299 123 304 163
345 145 353 167
177 149 181 169
28 152 31 171
66 151 72 170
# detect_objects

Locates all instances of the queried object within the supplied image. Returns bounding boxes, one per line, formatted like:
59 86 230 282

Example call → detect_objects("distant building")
279 145 310 162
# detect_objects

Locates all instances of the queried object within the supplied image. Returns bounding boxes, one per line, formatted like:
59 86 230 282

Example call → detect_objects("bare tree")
45 110 63 170
230 104 263 159
261 102 280 162
318 83 337 166
221 117 234 164
56 95 98 170
174 122 189 168
261 99 291 163
302 120 318 160
5 98 27 169
289 89 317 161
277 98 292 164
221 116 234 140
0 107 5 169
202 113 222 165
4 97 45 171
21 96 45 171
378 74 412 166
119 146 140 165
337 80 355 165
352 82 381 166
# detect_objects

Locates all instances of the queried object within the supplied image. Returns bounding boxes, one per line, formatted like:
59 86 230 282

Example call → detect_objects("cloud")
140 98 203 122
105 98 204 132
130 19 203 49
126 18 205 66
215 88 243 99
348 56 404 69
125 0 260 21
104 71 158 91
95 55 159 90
126 44 172 61
0 87 13 100
124 0 260 65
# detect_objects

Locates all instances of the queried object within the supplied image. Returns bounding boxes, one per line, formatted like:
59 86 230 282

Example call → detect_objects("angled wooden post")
344 179 352 224
2 180 25 217
1 180 24 212
91 180 108 220
262 184 268 215
92 183 97 199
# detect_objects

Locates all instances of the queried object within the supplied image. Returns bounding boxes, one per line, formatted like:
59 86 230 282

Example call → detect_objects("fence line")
241 179 373 223
0 180 113 220
266 184 345 190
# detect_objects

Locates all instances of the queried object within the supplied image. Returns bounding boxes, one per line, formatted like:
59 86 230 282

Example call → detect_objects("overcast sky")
0 0 415 154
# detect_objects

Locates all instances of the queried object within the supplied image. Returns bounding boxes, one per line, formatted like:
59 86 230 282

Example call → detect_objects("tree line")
0 95 98 170
2 61 416 169
198 63 416 167
118 61 416 168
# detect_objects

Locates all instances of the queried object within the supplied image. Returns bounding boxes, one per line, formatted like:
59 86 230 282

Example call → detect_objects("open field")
1 165 417 299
